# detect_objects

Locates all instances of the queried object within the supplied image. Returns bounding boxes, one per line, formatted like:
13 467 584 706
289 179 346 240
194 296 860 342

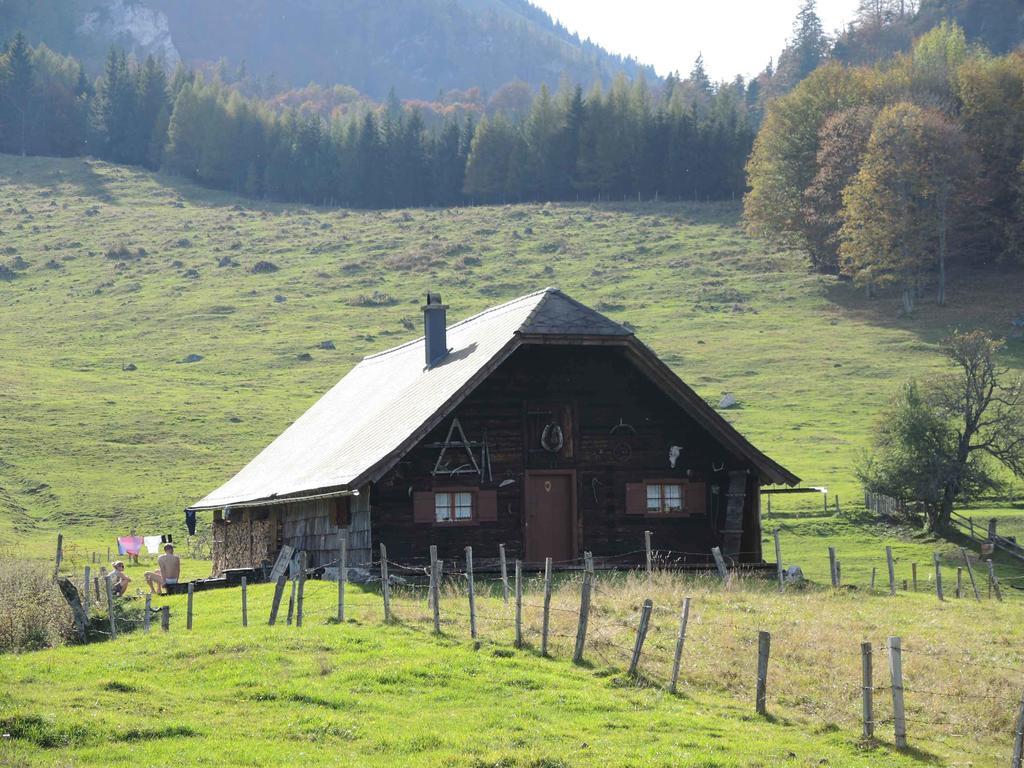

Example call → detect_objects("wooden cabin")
189 288 798 575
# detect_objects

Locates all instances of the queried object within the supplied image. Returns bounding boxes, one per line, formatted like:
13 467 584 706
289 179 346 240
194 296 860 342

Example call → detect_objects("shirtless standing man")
145 544 181 594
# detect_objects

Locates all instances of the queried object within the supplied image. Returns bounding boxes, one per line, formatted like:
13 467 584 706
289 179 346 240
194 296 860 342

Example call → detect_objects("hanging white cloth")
144 535 163 555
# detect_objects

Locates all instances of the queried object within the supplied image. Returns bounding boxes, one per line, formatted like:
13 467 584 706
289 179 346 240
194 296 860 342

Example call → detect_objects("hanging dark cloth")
185 509 197 535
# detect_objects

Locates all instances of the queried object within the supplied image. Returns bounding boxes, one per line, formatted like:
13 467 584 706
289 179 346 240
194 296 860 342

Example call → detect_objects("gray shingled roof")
189 287 796 510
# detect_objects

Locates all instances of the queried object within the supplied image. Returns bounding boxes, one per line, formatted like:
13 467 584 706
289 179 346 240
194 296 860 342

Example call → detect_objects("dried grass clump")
0 556 74 652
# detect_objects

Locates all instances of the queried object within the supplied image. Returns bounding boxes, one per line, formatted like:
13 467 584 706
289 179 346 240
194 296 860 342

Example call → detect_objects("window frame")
643 480 688 517
432 488 478 526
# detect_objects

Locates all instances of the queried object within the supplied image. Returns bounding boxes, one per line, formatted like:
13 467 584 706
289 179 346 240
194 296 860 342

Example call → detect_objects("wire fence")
50 536 1024 766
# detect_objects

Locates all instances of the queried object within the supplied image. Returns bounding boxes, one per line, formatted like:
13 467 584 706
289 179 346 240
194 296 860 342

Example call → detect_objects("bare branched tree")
860 330 1024 530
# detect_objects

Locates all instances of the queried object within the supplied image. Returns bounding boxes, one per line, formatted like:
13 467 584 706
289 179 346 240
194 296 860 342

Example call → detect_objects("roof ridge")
360 287 555 362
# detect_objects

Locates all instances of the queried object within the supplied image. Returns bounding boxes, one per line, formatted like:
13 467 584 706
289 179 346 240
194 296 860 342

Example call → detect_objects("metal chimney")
423 292 448 367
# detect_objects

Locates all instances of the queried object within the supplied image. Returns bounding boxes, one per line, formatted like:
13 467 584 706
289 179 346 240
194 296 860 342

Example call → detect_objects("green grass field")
5 557 1024 767
2 154 1024 767
1 153 1021 551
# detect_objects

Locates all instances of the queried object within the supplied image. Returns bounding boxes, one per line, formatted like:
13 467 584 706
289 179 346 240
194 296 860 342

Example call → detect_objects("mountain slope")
1 154 1021 547
1 0 656 100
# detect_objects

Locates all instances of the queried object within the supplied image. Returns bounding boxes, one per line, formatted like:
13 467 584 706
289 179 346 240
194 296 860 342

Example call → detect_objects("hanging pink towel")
117 536 143 556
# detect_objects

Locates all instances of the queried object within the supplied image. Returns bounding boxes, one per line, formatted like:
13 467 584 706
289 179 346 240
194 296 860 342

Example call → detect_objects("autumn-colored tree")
957 51 1024 265
839 102 973 310
744 61 867 248
800 106 877 273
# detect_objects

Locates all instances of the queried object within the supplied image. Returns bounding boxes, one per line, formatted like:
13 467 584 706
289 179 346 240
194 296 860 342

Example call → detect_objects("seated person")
109 561 131 597
145 544 181 594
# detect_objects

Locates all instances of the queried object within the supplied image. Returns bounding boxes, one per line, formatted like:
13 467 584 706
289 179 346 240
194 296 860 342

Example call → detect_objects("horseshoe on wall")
540 422 564 452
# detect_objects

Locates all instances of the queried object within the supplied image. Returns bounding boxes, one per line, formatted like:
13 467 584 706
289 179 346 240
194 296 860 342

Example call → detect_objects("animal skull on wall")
669 445 682 468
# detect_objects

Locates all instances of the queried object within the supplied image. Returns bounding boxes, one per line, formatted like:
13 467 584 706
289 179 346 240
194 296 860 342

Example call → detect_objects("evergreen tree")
776 0 830 91
93 47 138 164
137 56 170 169
2 32 34 155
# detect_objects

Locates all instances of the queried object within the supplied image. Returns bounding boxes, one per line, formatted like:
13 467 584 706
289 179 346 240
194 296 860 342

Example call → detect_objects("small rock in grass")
296 352 313 361
274 294 286 303
217 256 238 268
318 340 336 350
718 393 738 409
183 268 199 279
181 354 203 364
252 260 279 274
122 362 137 371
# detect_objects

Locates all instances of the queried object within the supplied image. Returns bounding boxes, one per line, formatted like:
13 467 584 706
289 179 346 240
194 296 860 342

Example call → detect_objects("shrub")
0 557 74 652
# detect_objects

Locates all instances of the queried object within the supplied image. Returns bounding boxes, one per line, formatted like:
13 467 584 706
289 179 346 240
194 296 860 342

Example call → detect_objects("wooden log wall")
371 345 764 565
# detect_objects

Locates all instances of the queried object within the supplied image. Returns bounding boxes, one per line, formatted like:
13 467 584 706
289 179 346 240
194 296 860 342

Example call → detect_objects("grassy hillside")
6 559 1024 766
1 154 1022 553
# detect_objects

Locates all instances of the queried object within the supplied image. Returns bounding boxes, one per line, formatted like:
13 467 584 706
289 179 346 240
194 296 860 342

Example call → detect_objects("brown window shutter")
413 491 435 524
625 482 646 515
477 490 498 522
685 482 707 515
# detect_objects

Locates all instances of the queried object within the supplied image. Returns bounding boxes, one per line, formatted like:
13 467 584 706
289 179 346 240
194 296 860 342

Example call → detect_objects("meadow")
3 547 1023 767
1 154 1021 549
2 154 1024 767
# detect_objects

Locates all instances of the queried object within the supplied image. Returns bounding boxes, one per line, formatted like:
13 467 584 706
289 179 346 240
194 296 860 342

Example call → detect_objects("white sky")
532 0 862 81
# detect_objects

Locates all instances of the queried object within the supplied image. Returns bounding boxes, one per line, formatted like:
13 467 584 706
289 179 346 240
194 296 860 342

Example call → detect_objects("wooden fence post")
55 578 88 643
912 562 918 592
584 551 594 574
711 547 728 583
669 597 691 694
541 557 553 656
628 599 653 677
572 569 592 663
144 593 151 633
829 547 838 587
1011 690 1024 768
886 546 896 596
861 641 873 739
773 529 784 593
296 551 307 627
645 530 653 585
54 532 63 578
960 548 980 601
836 560 842 586
187 582 194 630
241 577 248 627
338 531 347 622
83 566 91 614
933 553 944 601
499 544 509 605
870 567 876 591
988 559 1003 601
286 578 297 625
431 558 442 634
380 544 391 623
94 576 100 603
956 567 963 599
465 546 476 641
514 559 523 649
105 573 117 640
888 636 907 748
756 630 771 716
268 574 287 625
428 544 438 610
160 605 169 631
